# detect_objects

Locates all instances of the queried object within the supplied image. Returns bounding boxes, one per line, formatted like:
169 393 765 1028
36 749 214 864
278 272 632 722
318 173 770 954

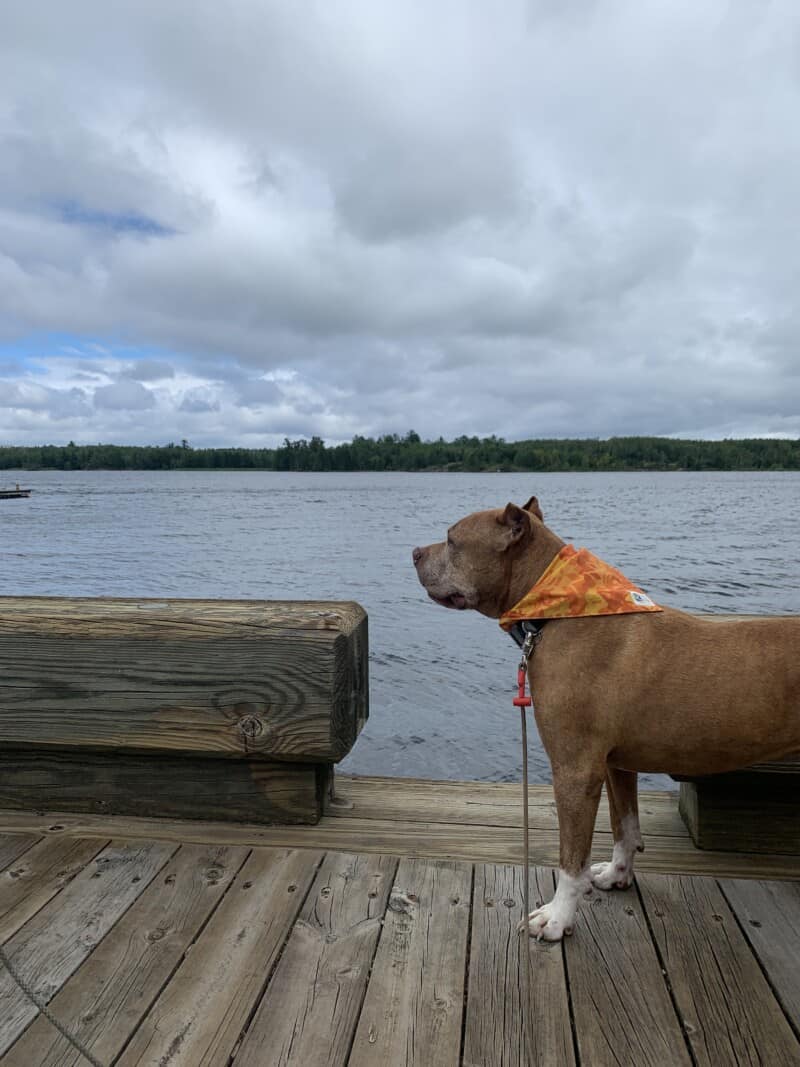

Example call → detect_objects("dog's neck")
502 524 565 616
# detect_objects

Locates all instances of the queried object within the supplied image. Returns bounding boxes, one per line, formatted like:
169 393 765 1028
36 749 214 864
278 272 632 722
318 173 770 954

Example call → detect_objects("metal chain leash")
512 625 541 931
0 944 106 1067
512 624 542 1066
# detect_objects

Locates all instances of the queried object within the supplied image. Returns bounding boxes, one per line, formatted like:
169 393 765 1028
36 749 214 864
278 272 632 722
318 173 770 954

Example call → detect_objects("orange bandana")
499 545 662 630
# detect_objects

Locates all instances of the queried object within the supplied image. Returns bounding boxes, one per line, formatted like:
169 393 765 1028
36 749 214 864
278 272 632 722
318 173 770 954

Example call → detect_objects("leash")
510 620 544 934
509 619 544 1063
0 944 106 1067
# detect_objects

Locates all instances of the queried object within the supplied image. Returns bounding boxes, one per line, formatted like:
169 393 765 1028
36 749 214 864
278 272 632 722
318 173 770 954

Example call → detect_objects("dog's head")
412 495 561 619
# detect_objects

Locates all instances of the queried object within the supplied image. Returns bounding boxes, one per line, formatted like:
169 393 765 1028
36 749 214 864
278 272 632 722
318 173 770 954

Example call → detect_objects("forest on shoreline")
2 434 800 472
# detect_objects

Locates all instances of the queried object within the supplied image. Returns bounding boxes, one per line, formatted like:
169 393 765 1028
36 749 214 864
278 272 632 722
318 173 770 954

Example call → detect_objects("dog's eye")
447 537 456 549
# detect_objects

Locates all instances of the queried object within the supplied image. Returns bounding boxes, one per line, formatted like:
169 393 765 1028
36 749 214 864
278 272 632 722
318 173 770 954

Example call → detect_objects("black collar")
508 618 549 649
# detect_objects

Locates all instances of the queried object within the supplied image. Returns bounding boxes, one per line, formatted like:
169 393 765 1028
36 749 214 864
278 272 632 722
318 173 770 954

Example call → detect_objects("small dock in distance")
2 775 800 1066
0 488 31 500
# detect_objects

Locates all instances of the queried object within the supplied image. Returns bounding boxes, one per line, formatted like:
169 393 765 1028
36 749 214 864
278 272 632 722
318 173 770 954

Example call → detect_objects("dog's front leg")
525 764 604 941
591 768 643 891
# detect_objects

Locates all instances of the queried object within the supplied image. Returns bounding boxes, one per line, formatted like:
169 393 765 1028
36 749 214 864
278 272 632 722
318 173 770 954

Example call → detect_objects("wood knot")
237 715 264 739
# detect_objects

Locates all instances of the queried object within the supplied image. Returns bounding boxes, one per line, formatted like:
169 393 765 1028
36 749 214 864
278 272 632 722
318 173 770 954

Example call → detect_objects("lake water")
2 469 799 789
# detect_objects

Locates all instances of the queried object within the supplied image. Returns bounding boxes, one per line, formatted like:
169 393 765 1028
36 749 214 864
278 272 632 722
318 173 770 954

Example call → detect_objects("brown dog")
413 496 800 940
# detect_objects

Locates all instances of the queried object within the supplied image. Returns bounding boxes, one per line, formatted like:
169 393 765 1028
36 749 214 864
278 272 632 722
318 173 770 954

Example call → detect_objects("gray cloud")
2 381 90 418
93 380 156 411
234 378 283 409
121 360 176 382
1 1 800 446
179 386 221 413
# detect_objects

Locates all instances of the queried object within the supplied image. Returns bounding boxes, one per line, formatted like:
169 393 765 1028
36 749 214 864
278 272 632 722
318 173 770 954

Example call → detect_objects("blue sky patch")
56 201 174 237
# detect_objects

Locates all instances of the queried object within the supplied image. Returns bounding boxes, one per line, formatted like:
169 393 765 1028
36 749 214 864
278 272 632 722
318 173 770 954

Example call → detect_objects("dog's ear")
522 495 543 522
497 503 530 547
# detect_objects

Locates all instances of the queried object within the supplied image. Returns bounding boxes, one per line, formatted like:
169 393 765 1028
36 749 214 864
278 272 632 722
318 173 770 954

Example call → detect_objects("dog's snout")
412 546 424 565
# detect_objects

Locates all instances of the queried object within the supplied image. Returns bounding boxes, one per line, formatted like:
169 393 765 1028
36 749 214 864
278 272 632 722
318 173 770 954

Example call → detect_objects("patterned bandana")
499 544 662 630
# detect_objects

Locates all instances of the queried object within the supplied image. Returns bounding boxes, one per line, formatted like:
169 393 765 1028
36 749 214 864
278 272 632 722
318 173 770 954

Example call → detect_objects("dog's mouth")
428 591 468 610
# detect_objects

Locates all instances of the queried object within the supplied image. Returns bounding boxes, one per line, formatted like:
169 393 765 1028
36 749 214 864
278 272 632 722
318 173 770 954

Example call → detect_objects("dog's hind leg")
591 767 643 891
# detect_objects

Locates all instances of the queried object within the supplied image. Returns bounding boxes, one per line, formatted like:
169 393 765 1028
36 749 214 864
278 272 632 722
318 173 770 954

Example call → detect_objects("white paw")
518 901 575 941
590 860 633 891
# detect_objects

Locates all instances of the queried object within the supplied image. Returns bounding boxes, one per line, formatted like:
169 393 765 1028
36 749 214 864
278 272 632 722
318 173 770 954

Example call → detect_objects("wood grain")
0 839 175 1056
0 835 40 875
234 851 397 1067
4 776 800 874
680 778 800 854
333 775 688 837
463 865 574 1067
3 843 249 1067
117 847 323 1067
564 879 691 1066
718 877 800 1034
638 873 800 1066
0 597 367 763
349 857 471 1067
0 835 107 943
0 749 329 825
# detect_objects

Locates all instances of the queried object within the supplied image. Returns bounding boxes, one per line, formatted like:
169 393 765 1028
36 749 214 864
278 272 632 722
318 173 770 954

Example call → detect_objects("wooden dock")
2 775 800 1066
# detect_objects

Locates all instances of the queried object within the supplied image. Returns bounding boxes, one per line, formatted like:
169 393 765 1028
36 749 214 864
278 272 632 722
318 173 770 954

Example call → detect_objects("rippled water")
2 469 799 788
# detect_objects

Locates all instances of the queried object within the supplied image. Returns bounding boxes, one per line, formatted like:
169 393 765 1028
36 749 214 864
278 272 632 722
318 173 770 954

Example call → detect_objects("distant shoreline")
2 435 799 473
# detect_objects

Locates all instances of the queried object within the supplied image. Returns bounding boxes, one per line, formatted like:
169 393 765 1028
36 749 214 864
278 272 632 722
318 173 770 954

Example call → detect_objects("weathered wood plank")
463 865 574 1067
334 775 687 837
3 843 249 1067
0 835 40 874
349 858 471 1067
0 839 175 1056
117 847 322 1067
719 877 800 1030
0 749 330 824
680 778 800 854
0 836 108 943
0 596 367 637
638 873 800 1065
234 851 397 1067
2 803 799 879
565 879 691 1066
0 597 368 762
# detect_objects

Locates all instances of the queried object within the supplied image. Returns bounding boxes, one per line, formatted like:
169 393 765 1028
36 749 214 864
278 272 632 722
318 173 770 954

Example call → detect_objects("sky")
1 0 800 447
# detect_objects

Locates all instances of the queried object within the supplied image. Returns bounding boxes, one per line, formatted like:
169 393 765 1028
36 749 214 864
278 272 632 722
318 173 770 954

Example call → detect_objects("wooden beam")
680 776 800 854
0 597 368 763
0 748 331 825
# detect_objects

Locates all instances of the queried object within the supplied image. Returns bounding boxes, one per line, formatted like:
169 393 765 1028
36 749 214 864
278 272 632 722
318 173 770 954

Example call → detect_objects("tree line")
1 434 799 472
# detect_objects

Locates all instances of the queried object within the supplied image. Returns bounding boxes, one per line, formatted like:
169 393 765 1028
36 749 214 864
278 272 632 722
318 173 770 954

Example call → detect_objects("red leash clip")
513 628 537 709
513 663 532 708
